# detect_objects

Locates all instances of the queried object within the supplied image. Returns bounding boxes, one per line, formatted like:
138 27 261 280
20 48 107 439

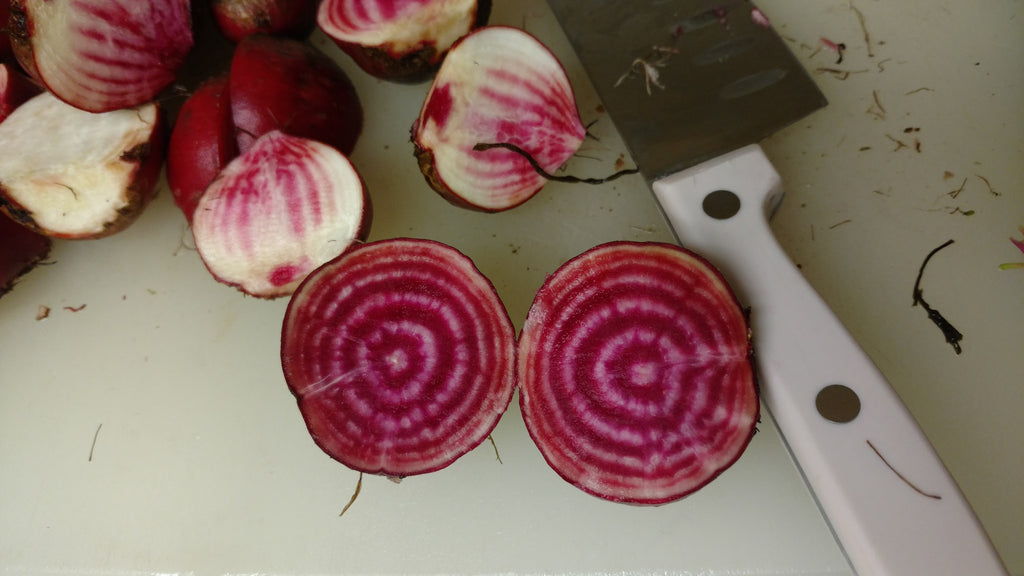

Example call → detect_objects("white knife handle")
652 144 1007 576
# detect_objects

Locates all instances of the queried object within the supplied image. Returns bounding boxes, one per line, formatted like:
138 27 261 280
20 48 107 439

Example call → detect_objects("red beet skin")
518 241 759 505
166 75 236 221
0 213 51 298
0 2 15 65
229 34 363 155
281 238 517 478
211 0 318 43
0 63 43 123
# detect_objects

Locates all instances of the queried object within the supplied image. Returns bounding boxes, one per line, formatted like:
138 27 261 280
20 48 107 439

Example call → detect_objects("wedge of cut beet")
317 0 491 83
0 92 164 239
281 238 517 478
192 130 371 299
9 0 194 113
518 241 759 505
412 26 586 212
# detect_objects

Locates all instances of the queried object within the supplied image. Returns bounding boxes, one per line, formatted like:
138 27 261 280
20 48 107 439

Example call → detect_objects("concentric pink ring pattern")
519 241 758 504
282 238 516 478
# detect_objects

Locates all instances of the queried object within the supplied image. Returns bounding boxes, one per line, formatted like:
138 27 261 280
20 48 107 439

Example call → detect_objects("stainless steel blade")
547 0 826 182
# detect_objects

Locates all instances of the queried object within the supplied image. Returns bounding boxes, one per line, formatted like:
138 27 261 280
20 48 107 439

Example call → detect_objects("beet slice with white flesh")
0 92 164 240
9 0 194 113
518 241 759 505
412 25 586 212
192 130 371 299
281 238 517 478
317 0 491 83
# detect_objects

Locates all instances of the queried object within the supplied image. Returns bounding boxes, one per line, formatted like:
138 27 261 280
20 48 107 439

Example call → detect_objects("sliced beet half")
412 26 586 212
518 241 759 505
281 238 517 478
191 130 371 298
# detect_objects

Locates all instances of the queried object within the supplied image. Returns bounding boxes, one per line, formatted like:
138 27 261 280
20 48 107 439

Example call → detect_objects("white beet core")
0 92 157 236
318 0 476 54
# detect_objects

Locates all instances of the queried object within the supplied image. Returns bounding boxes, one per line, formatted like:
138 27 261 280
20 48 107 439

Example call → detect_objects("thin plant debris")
867 440 941 500
912 240 963 354
849 1 875 58
339 472 363 517
999 226 1024 270
867 90 886 120
818 37 847 64
614 46 678 94
88 423 103 462
489 434 503 464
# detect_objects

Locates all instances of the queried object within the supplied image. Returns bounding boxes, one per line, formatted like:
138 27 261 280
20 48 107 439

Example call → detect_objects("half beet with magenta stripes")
519 241 759 504
281 238 517 479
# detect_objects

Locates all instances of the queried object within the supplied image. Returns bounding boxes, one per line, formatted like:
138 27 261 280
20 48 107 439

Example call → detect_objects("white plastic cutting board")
1 1 1021 575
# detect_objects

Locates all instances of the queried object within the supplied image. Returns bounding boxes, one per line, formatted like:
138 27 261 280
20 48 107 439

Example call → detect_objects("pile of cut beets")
0 0 759 507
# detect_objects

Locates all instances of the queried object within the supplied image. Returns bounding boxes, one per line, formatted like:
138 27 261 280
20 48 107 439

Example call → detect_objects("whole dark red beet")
166 75 236 221
229 34 363 155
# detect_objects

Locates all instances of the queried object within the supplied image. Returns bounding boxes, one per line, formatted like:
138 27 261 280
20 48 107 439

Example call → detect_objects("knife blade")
547 1 1008 575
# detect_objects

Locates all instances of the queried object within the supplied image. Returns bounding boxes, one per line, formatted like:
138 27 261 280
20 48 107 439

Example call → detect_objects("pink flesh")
518 242 758 505
281 238 516 477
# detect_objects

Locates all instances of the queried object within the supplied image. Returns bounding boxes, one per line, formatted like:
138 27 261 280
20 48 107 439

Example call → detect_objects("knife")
546 1 1008 574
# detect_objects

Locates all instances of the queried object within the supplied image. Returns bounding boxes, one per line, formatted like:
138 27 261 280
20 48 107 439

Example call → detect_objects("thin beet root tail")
473 142 640 185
